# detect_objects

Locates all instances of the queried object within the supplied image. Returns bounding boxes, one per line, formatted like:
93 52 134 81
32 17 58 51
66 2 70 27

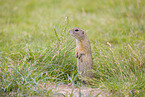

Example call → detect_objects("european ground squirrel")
69 27 94 82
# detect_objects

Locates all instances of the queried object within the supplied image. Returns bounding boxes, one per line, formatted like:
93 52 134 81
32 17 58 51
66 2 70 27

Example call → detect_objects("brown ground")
49 84 110 97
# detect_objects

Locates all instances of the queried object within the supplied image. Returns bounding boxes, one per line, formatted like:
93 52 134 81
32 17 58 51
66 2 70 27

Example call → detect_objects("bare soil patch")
49 84 110 97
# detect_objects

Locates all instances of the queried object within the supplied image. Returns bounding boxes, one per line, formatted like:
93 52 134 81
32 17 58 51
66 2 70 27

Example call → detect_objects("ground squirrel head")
69 27 86 41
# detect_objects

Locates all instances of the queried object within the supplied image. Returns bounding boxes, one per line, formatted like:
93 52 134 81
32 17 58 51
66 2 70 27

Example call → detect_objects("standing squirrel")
69 27 94 82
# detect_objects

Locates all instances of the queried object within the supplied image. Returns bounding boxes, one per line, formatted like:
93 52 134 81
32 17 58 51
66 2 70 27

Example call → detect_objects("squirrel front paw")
78 53 85 59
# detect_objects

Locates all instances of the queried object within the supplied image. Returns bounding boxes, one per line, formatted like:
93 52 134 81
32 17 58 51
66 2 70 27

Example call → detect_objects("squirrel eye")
75 29 79 31
82 31 84 34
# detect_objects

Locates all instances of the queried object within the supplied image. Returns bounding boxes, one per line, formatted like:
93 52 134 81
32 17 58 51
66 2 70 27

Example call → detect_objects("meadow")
0 0 145 96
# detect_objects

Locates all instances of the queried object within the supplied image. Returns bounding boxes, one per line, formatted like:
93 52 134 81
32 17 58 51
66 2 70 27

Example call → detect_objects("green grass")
0 0 145 96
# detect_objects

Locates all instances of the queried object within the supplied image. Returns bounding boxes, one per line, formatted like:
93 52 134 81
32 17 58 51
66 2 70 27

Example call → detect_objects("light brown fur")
69 27 94 82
